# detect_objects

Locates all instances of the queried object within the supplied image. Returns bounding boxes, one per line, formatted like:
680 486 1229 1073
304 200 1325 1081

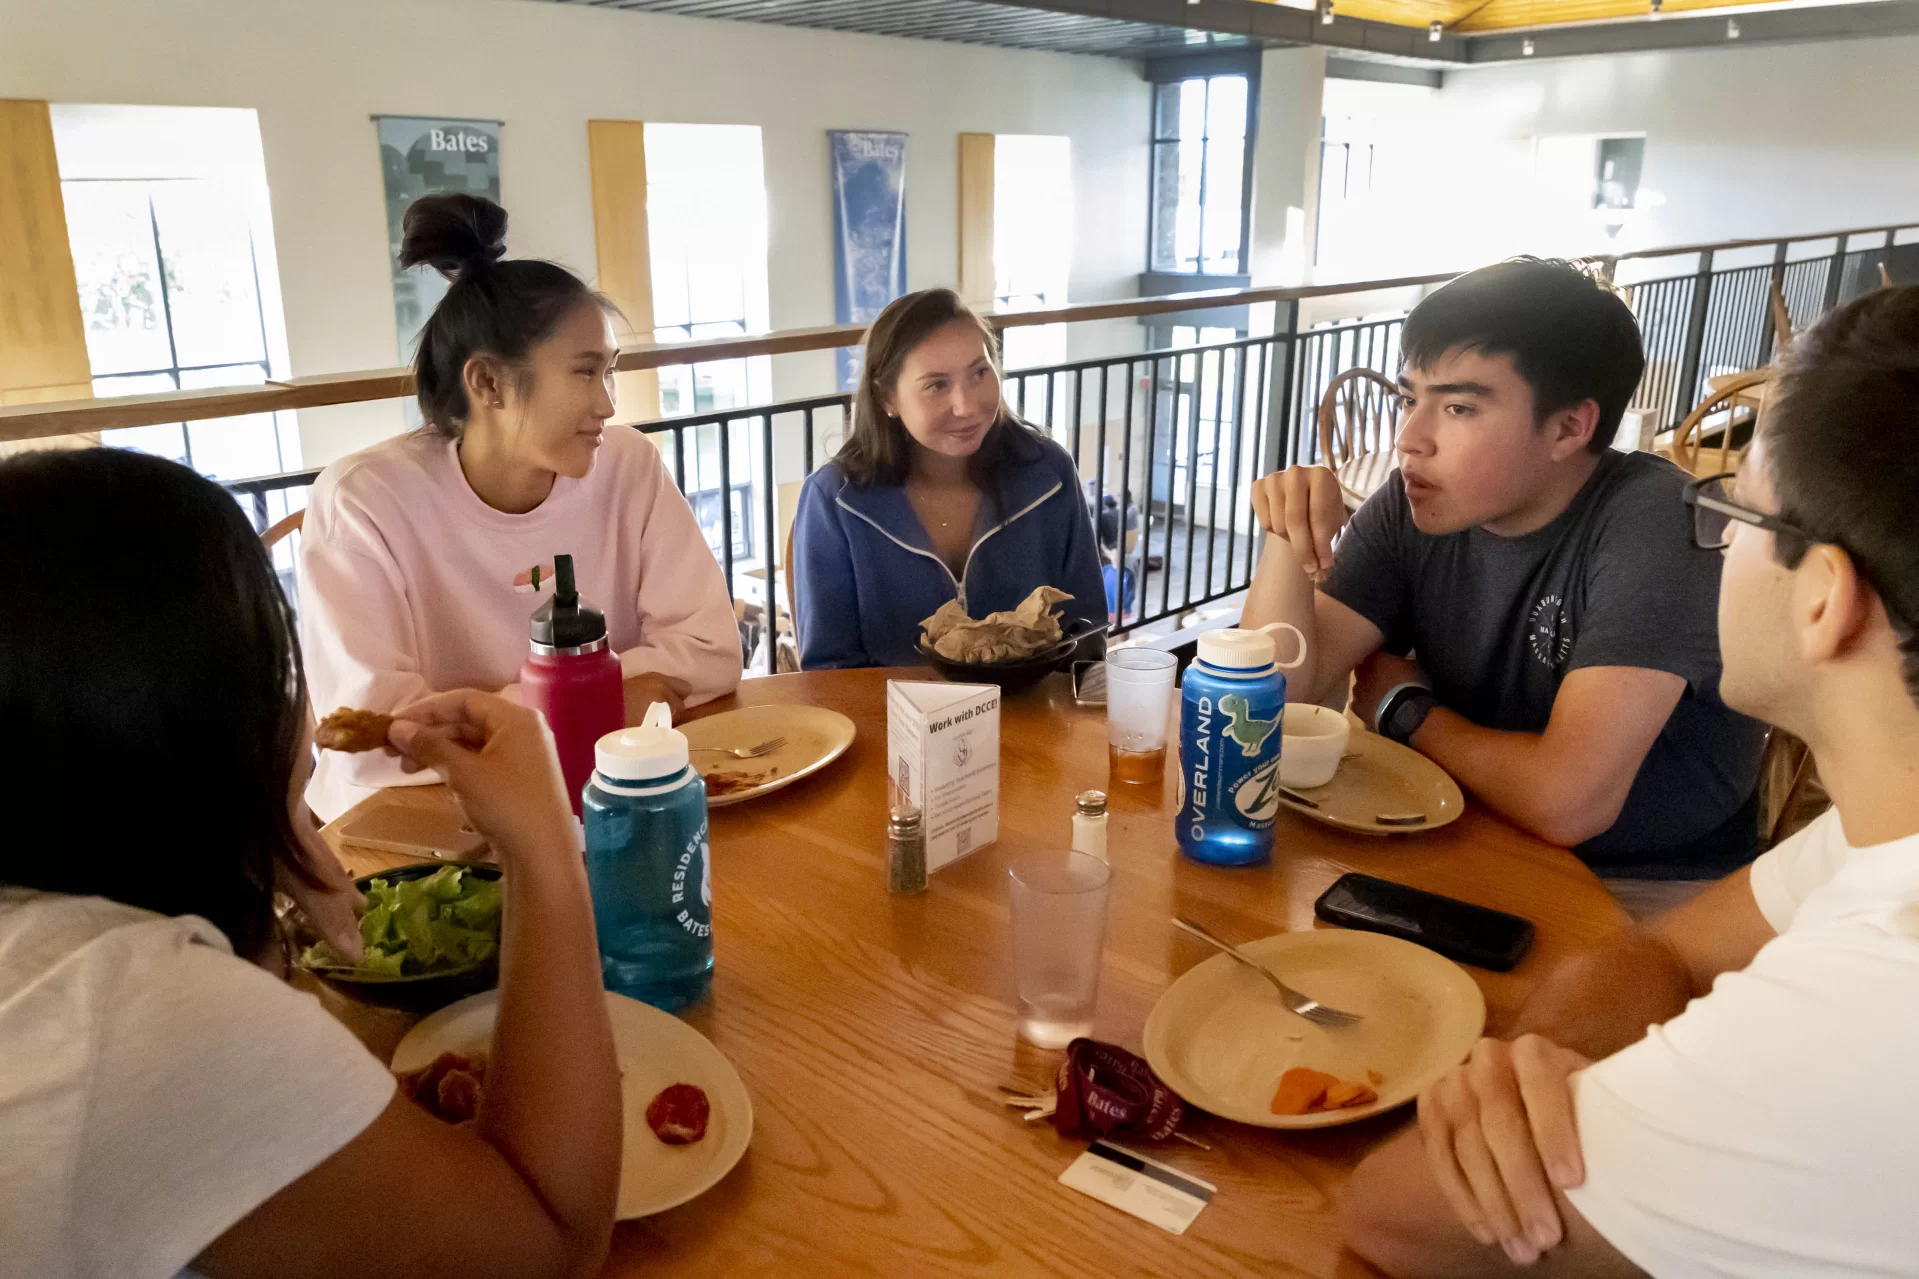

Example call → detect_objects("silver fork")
690 736 786 760
1172 917 1363 1029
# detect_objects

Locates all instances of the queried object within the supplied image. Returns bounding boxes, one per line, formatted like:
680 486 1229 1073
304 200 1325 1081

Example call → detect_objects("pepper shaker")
887 806 928 895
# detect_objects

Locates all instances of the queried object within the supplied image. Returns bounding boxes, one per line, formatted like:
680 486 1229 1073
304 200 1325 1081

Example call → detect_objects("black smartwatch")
1374 682 1438 746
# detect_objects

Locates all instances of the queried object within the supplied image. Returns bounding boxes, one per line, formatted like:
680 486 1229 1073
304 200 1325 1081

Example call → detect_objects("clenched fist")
1249 466 1350 579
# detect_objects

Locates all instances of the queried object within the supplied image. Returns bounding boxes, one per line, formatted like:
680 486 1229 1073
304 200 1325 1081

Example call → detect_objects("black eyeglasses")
1682 472 1816 552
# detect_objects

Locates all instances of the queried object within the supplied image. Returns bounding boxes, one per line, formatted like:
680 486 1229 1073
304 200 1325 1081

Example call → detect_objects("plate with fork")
1143 927 1484 1129
681 704 856 807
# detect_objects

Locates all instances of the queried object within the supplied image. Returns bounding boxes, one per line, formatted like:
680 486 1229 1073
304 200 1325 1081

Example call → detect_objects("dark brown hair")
835 288 1043 489
1403 257 1645 455
0 448 321 956
402 193 615 437
1762 284 1919 704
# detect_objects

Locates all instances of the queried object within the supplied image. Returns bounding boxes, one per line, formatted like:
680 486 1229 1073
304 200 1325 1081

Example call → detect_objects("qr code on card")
897 758 912 798
955 827 972 858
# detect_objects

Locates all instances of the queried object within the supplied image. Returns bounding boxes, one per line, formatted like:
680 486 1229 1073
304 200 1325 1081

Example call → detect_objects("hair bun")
398 193 508 280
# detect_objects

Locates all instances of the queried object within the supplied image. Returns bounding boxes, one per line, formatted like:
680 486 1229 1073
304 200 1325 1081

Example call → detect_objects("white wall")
1 0 1149 465
1427 36 1919 258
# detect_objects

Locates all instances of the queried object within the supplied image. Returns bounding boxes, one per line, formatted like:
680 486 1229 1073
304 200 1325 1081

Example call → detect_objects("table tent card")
886 681 1000 871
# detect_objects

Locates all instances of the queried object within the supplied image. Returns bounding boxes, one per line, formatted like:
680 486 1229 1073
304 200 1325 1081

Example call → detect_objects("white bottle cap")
594 702 689 781
1197 628 1277 670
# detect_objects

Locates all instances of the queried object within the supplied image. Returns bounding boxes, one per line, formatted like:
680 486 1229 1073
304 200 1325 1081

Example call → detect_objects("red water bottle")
520 553 624 817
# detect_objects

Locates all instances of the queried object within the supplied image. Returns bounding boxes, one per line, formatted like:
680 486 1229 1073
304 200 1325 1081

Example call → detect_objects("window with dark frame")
62 177 292 480
1149 74 1252 276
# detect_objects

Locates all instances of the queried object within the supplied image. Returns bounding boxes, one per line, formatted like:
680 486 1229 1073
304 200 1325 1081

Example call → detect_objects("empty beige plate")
394 990 754 1218
1143 929 1485 1129
1279 727 1464 835
681 705 856 808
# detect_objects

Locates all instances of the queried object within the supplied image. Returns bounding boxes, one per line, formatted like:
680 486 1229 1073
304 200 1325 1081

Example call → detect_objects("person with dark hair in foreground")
1243 259 1765 902
0 449 620 1278
1342 285 1919 1276
791 288 1105 667
299 192 739 821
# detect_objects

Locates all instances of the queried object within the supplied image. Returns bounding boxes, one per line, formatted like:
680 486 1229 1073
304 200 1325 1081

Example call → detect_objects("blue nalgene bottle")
583 703 713 1010
1176 623 1310 866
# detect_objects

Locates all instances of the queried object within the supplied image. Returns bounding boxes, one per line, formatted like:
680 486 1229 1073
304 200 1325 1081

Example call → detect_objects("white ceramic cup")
1278 703 1351 789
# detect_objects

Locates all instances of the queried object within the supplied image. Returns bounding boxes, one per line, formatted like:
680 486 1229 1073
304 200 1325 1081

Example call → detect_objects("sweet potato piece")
1322 1079 1379 1110
1271 1067 1339 1116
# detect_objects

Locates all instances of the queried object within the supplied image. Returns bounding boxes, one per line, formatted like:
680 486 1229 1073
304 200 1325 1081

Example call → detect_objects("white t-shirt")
1566 808 1919 1276
0 889 395 1279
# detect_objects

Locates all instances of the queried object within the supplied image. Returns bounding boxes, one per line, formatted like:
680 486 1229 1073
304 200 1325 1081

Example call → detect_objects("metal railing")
1624 230 1919 425
209 220 1916 677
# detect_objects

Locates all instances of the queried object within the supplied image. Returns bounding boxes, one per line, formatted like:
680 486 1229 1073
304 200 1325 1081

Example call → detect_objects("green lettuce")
302 866 500 978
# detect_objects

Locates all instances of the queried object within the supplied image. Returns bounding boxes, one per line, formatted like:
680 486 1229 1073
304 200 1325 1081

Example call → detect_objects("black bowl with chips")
916 632 1085 695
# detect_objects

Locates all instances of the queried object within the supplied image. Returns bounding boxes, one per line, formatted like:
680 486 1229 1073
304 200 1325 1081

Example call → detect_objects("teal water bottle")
583 703 713 1010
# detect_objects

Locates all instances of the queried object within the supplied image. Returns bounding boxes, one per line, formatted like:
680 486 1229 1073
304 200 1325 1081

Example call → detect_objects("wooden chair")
260 508 303 550
1768 277 1794 354
1316 368 1402 508
1669 367 1771 478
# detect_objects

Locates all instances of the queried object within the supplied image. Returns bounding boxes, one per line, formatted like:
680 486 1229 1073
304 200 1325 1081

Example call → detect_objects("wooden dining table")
318 667 1628 1278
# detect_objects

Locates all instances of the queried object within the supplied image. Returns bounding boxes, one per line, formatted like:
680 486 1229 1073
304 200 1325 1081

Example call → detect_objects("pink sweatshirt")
298 426 741 820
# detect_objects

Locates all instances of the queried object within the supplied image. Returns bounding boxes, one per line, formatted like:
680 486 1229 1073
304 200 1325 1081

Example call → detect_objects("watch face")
1395 690 1434 740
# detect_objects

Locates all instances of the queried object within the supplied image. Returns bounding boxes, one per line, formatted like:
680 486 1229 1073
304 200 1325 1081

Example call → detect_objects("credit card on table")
1058 1140 1215 1236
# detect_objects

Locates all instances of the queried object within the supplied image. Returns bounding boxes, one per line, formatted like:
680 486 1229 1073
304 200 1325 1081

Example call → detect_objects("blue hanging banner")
829 130 908 392
373 115 502 363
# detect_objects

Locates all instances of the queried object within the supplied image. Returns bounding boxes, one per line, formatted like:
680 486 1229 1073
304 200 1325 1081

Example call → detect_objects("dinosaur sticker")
1219 694 1280 758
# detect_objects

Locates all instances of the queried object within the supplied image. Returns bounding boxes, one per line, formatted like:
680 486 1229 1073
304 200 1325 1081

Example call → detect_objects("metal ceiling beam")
551 0 1919 66
551 0 1473 61
1466 0 1919 60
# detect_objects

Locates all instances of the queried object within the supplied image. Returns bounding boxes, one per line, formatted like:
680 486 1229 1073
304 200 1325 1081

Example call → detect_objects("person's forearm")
1506 932 1693 1060
484 835 621 1259
1239 534 1329 700
1410 709 1624 848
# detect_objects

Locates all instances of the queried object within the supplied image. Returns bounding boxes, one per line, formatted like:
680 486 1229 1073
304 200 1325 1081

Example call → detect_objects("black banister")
1674 248 1716 420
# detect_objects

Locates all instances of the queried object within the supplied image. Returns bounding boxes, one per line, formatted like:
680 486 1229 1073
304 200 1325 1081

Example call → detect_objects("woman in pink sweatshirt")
299 194 740 820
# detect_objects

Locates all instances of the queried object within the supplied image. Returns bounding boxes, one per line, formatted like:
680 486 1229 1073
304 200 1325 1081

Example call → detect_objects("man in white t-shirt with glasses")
1341 284 1919 1277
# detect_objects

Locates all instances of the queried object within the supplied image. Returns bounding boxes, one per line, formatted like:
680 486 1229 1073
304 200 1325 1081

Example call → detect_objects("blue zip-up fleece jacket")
791 435 1108 669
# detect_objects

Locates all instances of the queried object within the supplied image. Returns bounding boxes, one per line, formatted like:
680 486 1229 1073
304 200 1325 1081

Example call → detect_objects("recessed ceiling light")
1429 19 1443 41
1522 37 1535 55
1320 0 1335 24
1727 17 1741 37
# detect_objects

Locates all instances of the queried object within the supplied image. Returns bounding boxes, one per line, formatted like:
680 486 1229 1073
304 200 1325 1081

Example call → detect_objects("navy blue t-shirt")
1322 451 1765 875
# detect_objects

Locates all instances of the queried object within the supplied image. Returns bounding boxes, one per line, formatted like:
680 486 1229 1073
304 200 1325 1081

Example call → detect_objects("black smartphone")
1314 873 1534 971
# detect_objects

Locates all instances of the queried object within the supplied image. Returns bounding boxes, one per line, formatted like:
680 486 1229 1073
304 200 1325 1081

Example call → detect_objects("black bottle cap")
529 554 607 648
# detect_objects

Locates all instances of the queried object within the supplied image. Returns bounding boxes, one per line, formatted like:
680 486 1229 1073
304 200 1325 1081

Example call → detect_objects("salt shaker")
887 806 928 895
1072 790 1109 863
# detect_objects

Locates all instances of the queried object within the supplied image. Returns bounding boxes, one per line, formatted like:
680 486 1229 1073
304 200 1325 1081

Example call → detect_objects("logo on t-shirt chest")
1528 593 1575 670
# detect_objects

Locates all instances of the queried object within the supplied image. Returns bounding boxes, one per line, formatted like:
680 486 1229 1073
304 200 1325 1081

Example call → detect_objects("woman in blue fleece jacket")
792 288 1107 669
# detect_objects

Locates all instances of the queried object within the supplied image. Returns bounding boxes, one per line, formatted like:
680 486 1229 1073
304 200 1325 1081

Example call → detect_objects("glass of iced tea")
1106 648 1177 786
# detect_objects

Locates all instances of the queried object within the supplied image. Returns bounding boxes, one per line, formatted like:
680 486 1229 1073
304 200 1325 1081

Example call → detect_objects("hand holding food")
314 706 394 753
1248 466 1350 578
386 689 576 860
921 585 1075 663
